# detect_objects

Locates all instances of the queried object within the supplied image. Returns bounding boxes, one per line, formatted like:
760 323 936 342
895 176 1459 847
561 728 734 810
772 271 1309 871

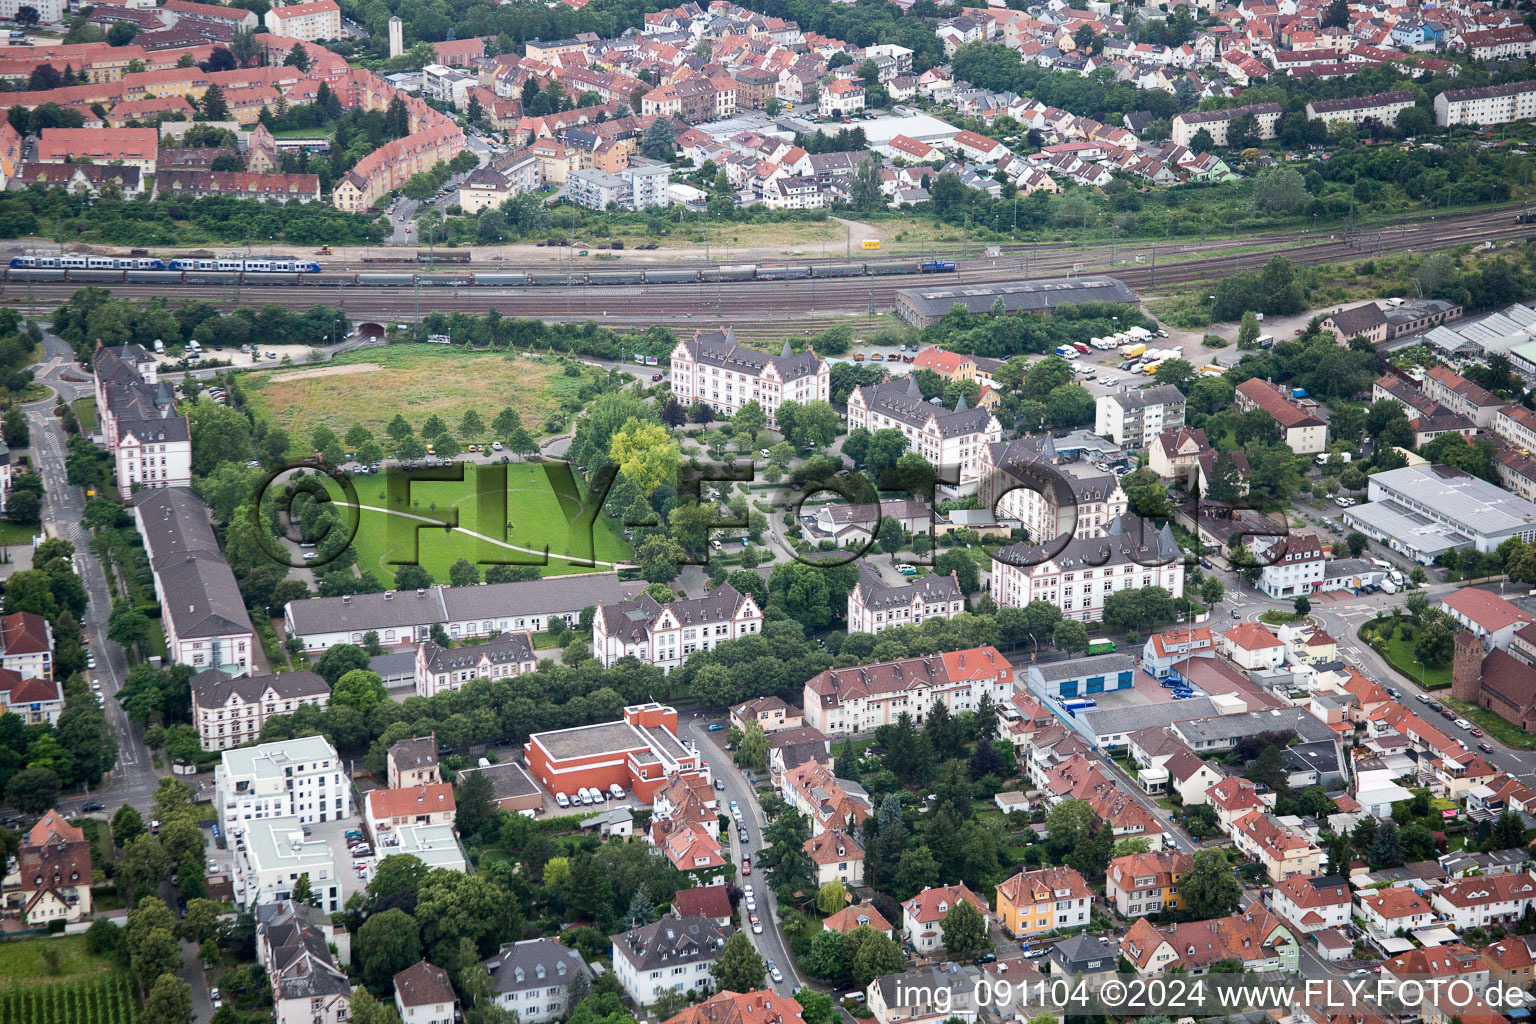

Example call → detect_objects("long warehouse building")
895 276 1138 327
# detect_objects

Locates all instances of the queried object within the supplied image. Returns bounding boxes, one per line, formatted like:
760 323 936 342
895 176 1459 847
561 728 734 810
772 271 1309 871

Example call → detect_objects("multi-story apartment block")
783 759 872 835
592 584 762 672
414 631 537 697
846 564 965 635
669 328 829 426
483 939 592 1024
980 435 1128 544
846 379 1001 485
37 127 158 172
1095 385 1186 450
0 611 52 681
609 915 726 1005
1462 25 1536 60
996 866 1093 937
191 668 330 751
333 122 463 212
157 170 322 203
257 901 351 1024
990 514 1185 622
819 77 865 117
1234 379 1328 455
1424 367 1501 428
1434 81 1536 127
263 0 340 41
234 817 343 912
1253 531 1325 599
214 735 352 834
802 646 1012 734
566 158 670 211
1304 90 1416 126
1171 103 1280 147
1105 851 1191 918
135 488 254 676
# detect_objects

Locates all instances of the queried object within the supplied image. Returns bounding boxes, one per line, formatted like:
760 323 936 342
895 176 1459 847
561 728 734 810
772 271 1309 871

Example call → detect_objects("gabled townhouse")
1121 909 1297 974
1232 813 1324 883
1481 939 1536 991
1429 872 1536 931
669 328 829 427
1234 379 1328 455
783 759 872 835
1104 851 1190 917
6 810 93 926
996 866 1093 937
1355 887 1436 941
610 915 726 1004
257 901 351 1024
1043 754 1166 849
1424 367 1502 429
802 647 1011 734
902 884 991 955
804 828 864 886
414 631 538 696
1270 874 1353 931
1141 627 1215 678
593 584 763 672
729 696 801 735
1253 533 1326 600
846 564 966 635
847 379 1001 485
364 783 457 835
1219 622 1288 670
1380 944 1489 999
823 902 894 938
191 668 330 751
395 960 457 1024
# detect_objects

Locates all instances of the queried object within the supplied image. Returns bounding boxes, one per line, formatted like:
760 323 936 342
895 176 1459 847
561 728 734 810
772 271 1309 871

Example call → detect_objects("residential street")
679 713 803 996
26 333 163 816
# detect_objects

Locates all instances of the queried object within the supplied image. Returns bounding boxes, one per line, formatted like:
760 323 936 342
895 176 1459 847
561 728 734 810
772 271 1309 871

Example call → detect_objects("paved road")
28 334 162 815
679 714 802 996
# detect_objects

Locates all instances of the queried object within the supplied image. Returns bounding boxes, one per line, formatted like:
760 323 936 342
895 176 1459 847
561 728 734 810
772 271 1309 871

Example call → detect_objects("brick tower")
1451 629 1483 705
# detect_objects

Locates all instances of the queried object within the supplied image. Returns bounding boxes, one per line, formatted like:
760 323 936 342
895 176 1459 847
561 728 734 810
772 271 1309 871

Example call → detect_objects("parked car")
714 778 724 790
81 801 104 813
751 914 763 934
768 961 783 982
707 723 725 731
1455 718 1472 730
206 859 220 873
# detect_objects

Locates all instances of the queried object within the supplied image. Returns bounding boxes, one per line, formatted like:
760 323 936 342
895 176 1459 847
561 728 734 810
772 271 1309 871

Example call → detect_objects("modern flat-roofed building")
215 735 352 834
523 703 703 802
456 761 543 812
232 815 343 912
1344 463 1536 561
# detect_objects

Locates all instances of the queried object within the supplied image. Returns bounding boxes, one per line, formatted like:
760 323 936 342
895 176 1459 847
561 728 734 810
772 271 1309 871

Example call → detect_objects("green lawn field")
337 462 633 581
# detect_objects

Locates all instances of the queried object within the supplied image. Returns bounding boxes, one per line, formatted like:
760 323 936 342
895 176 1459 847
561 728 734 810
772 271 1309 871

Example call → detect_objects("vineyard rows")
0 972 138 1024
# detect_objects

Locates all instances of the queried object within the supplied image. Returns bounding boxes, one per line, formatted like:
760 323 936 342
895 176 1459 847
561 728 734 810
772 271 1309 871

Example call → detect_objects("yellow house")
995 865 1092 938
1105 850 1191 917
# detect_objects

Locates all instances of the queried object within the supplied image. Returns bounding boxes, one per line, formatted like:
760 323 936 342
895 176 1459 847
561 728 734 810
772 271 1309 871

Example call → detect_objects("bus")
1086 638 1117 655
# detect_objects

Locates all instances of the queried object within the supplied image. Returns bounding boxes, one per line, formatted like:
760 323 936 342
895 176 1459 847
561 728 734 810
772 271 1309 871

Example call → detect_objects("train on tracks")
0 258 959 288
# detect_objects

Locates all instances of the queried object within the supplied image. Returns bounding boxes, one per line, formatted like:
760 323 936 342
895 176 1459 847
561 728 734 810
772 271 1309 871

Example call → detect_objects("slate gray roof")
1114 384 1186 411
897 276 1137 318
285 574 641 637
853 562 964 609
117 414 189 443
986 435 1120 505
419 631 535 675
682 327 822 382
1328 302 1388 338
390 735 439 774
1033 653 1135 682
135 486 222 568
191 669 328 709
256 902 350 1003
993 513 1179 573
1076 697 1220 739
155 552 255 639
1050 934 1119 973
854 378 995 438
485 938 590 995
1171 707 1338 747
610 915 728 973
596 583 751 645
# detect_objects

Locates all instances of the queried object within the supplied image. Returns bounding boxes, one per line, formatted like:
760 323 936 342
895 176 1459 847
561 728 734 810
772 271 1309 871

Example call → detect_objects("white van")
609 784 625 799
555 792 570 808
579 789 594 805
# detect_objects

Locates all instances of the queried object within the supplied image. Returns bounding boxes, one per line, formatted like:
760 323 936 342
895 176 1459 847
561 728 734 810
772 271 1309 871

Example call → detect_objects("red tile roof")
365 783 456 820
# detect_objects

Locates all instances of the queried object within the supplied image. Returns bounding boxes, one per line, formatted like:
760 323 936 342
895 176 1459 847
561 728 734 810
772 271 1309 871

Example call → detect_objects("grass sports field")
242 345 582 450
336 462 632 580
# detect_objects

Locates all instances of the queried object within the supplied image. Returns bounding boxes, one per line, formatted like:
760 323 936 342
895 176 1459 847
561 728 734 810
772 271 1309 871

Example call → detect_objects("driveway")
679 714 802 995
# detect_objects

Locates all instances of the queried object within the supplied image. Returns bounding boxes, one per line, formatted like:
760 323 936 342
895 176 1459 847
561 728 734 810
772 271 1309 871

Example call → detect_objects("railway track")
4 209 1525 325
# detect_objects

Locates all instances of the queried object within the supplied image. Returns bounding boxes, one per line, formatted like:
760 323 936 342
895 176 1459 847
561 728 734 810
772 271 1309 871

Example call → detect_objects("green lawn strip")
0 521 38 546
0 936 115 984
73 398 98 434
1440 697 1536 751
340 465 631 581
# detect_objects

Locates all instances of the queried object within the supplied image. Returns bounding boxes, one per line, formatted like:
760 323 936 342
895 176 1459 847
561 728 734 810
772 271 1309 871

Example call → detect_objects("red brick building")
523 703 704 802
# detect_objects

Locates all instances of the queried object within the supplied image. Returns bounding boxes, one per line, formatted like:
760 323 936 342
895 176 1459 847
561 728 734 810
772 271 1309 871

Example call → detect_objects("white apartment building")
802 646 1012 734
592 583 762 672
414 631 537 697
980 437 1129 544
264 0 341 41
1304 90 1416 126
990 515 1185 622
846 379 1001 486
233 816 342 912
1171 102 1280 147
1095 385 1186 450
116 420 193 498
483 939 592 1024
846 565 965 635
1253 532 1325 599
191 668 331 751
215 735 352 835
1429 873 1536 931
668 327 829 426
610 916 726 1005
1495 404 1536 451
1270 875 1353 931
1434 81 1536 127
